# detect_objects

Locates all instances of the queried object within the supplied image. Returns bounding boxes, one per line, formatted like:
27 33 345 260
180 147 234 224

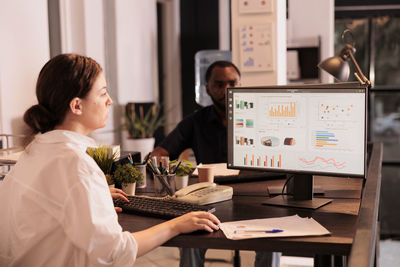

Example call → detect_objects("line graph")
298 156 346 169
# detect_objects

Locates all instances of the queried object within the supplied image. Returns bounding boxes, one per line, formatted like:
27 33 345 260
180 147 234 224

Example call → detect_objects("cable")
281 174 295 197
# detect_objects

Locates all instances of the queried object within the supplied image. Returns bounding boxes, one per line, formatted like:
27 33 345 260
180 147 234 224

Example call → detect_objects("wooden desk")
119 143 382 267
120 177 361 255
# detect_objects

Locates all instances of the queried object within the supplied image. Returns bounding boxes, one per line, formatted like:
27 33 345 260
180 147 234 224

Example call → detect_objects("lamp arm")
353 72 364 85
347 48 371 86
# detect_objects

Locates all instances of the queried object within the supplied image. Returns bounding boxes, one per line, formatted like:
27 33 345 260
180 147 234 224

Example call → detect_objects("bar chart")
242 153 282 168
269 102 296 118
314 130 338 148
235 100 254 110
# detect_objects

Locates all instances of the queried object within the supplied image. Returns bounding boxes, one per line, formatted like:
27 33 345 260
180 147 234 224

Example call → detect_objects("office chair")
0 134 25 179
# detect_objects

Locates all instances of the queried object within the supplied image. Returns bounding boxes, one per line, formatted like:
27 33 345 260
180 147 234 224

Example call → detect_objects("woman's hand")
170 211 221 234
132 211 220 257
109 188 129 212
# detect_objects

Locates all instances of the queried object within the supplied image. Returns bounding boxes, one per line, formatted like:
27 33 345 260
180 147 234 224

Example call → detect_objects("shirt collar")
33 130 97 152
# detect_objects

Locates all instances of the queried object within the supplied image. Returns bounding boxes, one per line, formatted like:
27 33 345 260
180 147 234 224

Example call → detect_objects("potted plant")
121 102 166 161
169 159 195 190
113 163 144 195
87 145 118 188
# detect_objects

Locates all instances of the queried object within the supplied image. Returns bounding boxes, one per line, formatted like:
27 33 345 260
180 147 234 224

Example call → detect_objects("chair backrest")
0 134 26 179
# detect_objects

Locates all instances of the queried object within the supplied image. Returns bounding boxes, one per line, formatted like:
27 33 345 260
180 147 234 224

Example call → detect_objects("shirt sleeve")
159 116 194 160
62 170 138 266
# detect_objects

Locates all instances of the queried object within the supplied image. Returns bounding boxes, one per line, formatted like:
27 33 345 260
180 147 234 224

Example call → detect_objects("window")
373 16 400 86
336 14 400 161
335 1 400 237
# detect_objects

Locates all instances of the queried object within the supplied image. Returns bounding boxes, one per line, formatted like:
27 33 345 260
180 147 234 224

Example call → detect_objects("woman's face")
80 72 113 132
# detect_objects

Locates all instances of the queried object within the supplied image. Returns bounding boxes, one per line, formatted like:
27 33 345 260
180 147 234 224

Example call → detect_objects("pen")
234 229 284 234
128 153 134 165
142 153 150 165
147 159 161 175
159 162 165 174
171 161 181 174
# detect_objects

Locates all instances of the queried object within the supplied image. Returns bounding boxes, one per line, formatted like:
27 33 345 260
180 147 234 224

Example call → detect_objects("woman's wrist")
167 217 182 237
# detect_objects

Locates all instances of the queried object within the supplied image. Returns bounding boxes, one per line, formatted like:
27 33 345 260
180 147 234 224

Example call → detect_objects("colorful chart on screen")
228 88 366 176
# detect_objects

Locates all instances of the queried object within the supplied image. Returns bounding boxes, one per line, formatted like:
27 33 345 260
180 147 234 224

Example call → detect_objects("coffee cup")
197 166 215 183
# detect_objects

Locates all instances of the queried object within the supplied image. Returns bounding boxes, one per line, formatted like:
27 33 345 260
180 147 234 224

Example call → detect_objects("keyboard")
114 195 216 219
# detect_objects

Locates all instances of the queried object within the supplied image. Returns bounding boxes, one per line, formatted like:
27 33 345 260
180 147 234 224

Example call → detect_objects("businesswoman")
0 54 220 266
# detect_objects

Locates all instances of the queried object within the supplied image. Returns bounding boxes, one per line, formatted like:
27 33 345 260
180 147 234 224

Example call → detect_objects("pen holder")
154 174 176 197
151 156 170 174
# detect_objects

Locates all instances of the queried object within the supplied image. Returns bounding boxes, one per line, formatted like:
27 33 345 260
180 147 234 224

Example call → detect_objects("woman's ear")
69 97 83 115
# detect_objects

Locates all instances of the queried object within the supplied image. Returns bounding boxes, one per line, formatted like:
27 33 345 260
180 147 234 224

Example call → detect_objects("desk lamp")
318 29 371 87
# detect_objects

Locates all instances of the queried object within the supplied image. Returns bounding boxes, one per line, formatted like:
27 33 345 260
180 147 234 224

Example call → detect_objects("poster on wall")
239 0 273 14
239 23 274 72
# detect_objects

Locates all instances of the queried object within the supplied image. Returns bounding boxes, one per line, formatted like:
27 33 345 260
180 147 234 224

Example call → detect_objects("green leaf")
169 159 195 176
86 145 118 175
122 103 168 139
113 163 144 186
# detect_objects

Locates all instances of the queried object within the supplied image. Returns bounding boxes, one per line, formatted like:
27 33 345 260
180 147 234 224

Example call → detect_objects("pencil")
128 153 134 165
172 161 181 174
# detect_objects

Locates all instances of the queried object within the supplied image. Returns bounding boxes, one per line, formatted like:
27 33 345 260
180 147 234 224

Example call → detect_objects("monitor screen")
227 86 367 179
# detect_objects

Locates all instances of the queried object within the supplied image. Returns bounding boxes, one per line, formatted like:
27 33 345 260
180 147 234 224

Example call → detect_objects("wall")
113 0 158 105
231 0 287 86
0 0 334 143
0 0 50 136
0 0 159 146
287 0 334 83
180 0 220 116
159 0 182 133
219 0 231 51
58 0 113 144
35 0 158 145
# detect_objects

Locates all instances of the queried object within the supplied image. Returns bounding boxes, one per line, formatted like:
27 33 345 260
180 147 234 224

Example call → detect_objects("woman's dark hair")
205 60 241 83
23 54 102 134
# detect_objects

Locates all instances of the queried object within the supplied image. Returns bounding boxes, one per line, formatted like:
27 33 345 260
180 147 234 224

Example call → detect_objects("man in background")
151 61 280 267
151 60 238 164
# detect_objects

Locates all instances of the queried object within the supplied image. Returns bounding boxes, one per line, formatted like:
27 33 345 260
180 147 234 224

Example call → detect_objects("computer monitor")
226 83 368 209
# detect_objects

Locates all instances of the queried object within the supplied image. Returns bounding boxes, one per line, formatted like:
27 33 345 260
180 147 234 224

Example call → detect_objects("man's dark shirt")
159 105 226 164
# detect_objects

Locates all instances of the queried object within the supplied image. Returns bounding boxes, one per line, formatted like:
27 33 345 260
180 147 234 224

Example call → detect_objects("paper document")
219 214 330 240
192 163 240 177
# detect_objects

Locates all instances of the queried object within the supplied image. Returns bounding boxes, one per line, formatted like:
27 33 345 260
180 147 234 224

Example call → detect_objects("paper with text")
220 214 330 240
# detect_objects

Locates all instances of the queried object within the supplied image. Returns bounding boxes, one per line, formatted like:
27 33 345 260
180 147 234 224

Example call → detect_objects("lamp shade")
317 56 350 82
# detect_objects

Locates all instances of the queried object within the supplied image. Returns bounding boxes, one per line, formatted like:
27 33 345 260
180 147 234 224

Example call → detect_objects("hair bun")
23 104 57 134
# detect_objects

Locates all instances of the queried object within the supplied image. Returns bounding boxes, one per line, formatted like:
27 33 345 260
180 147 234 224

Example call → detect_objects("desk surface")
119 176 363 256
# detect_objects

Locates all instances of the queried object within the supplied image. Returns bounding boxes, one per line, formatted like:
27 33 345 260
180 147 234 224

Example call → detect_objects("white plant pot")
135 164 147 188
121 134 155 162
122 182 136 196
175 175 189 190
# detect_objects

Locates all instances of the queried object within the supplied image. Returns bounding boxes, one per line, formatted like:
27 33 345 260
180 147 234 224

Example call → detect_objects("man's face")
206 66 240 111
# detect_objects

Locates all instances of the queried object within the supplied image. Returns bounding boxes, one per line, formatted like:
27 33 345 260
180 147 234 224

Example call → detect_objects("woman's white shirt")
0 130 138 266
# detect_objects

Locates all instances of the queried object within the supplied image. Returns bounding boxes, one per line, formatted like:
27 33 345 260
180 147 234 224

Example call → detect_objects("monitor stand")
267 185 324 195
263 174 332 209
